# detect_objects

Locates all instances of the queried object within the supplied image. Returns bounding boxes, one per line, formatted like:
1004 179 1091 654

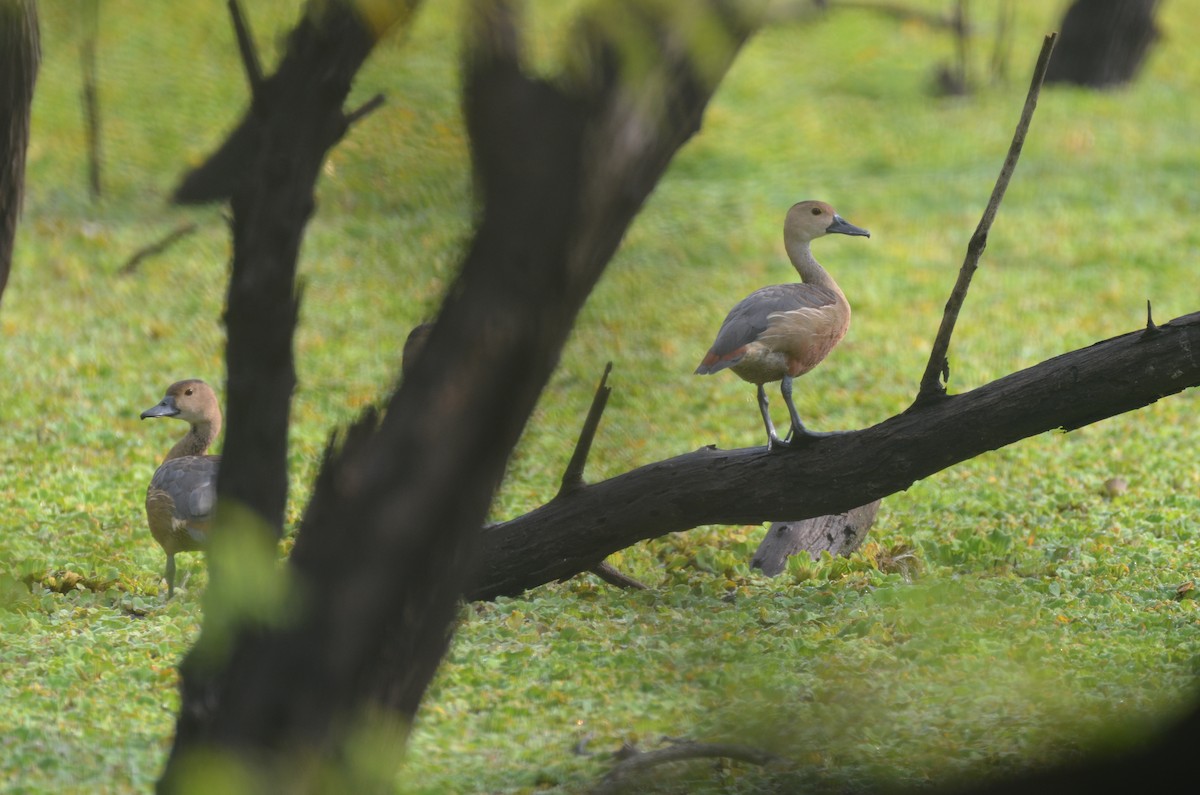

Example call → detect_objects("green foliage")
2 1 1199 793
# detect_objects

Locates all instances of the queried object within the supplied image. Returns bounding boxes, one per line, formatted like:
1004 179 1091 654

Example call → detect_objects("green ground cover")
2 1 1198 792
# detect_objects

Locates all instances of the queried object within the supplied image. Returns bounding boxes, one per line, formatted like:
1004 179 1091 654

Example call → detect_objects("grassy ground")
2 1 1199 792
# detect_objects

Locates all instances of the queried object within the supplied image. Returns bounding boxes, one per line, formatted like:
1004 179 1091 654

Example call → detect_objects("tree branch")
118 221 198 275
344 91 385 127
554 362 645 588
227 0 263 96
559 362 613 496
825 1 965 31
174 2 420 204
586 561 649 590
470 310 1200 601
592 740 784 795
917 32 1056 403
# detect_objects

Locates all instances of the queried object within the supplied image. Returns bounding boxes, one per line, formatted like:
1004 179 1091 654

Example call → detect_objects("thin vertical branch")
915 32 1057 405
989 0 1015 84
558 362 613 496
81 0 102 199
953 0 969 92
554 362 645 590
227 0 263 96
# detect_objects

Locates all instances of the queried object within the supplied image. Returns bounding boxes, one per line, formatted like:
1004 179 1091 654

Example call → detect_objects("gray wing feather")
708 283 839 357
150 455 219 527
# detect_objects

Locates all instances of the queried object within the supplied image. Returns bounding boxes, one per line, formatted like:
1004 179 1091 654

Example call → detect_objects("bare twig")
118 222 198 275
344 92 385 127
552 363 645 589
952 0 969 92
81 0 102 199
915 33 1057 405
1144 299 1159 335
227 0 263 96
592 740 784 794
587 561 648 590
559 362 613 496
829 0 962 31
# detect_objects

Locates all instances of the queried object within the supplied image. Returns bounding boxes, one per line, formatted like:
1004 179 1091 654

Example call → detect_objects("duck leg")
782 376 843 441
165 553 176 599
757 384 789 450
781 375 807 441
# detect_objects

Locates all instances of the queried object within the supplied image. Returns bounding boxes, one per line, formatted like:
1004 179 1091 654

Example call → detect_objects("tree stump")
1045 0 1159 88
750 499 881 576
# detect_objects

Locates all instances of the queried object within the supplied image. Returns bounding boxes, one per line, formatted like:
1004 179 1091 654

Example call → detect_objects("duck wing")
696 283 841 374
146 454 220 551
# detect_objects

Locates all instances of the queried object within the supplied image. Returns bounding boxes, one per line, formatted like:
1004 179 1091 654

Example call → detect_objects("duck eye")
811 207 822 216
185 388 193 396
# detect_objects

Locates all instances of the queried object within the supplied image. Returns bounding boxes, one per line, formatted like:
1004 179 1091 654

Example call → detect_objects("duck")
695 200 869 449
139 379 221 597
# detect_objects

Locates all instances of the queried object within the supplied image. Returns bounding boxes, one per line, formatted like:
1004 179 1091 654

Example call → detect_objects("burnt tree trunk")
0 0 39 308
1046 0 1159 88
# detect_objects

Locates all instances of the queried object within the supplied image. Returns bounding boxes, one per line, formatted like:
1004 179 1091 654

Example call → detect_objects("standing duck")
139 379 221 597
696 200 869 449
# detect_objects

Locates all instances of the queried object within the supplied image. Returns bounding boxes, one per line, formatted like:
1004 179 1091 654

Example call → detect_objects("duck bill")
140 397 180 420
828 215 870 238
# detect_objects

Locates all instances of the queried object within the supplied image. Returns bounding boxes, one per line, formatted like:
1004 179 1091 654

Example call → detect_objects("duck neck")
165 417 219 461
785 238 841 294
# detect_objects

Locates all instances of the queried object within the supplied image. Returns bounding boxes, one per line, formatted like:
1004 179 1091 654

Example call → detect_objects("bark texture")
750 500 881 575
0 0 39 307
210 3 378 540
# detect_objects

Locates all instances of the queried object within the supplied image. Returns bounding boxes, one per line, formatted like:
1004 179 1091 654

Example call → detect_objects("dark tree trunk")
0 0 39 308
1046 0 1159 88
209 3 380 541
159 1 758 790
160 0 420 790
